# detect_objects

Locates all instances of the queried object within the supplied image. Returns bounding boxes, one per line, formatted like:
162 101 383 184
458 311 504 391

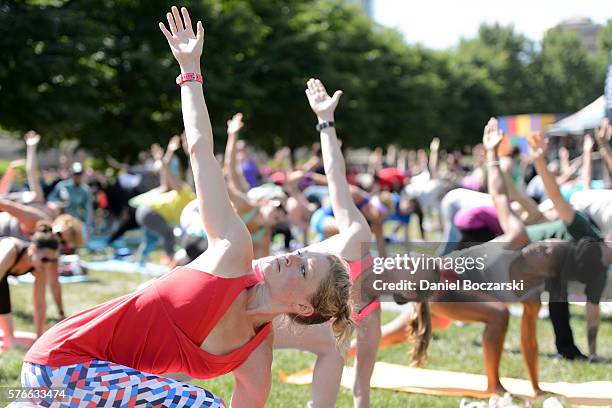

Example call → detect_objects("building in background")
348 0 374 18
556 17 601 54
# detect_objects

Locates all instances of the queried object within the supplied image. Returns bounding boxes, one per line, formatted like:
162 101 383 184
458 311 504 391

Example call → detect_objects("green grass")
2 270 610 407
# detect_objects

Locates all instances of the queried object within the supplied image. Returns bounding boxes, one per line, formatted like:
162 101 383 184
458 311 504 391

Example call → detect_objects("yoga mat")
0 330 36 351
14 274 91 284
280 363 612 406
82 259 168 276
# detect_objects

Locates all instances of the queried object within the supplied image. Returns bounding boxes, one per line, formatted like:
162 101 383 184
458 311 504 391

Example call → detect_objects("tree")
530 27 600 112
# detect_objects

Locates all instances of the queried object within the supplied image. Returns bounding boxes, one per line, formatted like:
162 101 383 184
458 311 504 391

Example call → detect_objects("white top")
570 189 612 233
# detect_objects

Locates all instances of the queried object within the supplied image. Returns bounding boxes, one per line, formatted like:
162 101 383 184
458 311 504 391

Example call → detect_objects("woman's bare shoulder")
186 246 254 279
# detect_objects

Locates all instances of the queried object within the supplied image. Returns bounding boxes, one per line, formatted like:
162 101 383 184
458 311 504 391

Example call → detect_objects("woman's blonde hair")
406 302 432 367
290 253 354 349
52 214 84 248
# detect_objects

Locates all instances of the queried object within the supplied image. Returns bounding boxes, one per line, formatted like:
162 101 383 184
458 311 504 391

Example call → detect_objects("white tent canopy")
546 96 605 136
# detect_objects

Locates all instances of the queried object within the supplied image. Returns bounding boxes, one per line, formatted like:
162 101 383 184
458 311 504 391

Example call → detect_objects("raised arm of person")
223 113 250 194
24 131 45 204
501 171 545 225
595 118 612 172
305 79 376 408
150 143 169 192
483 118 528 248
159 7 251 262
162 135 184 192
429 137 440 180
582 134 594 191
0 160 25 196
304 79 370 260
529 132 575 225
556 155 582 185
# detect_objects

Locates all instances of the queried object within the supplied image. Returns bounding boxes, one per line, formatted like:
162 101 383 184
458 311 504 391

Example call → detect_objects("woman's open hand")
596 118 611 144
482 118 503 151
305 78 343 120
227 113 244 135
528 132 547 160
24 130 40 146
159 6 204 71
167 135 181 153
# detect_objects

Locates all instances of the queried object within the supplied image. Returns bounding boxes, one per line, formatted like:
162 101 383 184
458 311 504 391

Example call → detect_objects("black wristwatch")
315 121 335 132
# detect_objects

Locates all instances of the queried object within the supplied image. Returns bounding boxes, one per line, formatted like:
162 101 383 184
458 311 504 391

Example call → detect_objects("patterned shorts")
20 360 225 407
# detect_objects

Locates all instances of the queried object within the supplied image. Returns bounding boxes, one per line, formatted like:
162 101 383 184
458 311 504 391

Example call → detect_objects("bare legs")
0 313 17 350
431 295 509 395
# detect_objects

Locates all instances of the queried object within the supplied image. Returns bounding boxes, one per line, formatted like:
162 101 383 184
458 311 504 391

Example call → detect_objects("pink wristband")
176 73 203 86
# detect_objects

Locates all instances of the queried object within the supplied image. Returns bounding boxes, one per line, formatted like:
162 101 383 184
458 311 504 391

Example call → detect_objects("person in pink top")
454 205 503 247
21 7 352 407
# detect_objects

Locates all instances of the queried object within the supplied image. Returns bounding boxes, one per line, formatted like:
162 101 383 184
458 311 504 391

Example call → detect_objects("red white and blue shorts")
20 359 225 407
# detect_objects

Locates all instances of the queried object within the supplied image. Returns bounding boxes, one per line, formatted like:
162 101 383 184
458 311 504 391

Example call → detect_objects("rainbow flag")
497 114 564 154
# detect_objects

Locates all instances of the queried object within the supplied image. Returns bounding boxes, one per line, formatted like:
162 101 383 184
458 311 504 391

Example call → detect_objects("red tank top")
25 267 272 380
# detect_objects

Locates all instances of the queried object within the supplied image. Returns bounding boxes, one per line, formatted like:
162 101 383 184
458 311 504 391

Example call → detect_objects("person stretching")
21 8 352 407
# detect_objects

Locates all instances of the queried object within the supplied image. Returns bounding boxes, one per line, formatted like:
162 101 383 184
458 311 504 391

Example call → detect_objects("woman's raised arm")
304 79 370 260
159 7 249 248
483 118 528 248
24 131 45 204
528 132 576 225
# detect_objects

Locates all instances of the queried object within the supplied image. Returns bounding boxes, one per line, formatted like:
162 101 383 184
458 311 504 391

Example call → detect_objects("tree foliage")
0 1 610 158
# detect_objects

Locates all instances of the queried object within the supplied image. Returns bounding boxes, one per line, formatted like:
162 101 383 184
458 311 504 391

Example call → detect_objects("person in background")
47 162 94 237
0 221 61 349
135 136 195 266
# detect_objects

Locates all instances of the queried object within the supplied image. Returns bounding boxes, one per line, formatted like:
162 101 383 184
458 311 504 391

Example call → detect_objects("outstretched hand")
305 78 343 119
159 6 204 69
227 112 244 135
596 118 611 144
24 130 40 147
430 137 440 151
482 118 503 151
167 135 181 153
528 132 547 160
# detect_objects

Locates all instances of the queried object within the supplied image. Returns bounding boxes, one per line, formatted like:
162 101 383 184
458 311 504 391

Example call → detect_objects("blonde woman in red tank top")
21 8 352 407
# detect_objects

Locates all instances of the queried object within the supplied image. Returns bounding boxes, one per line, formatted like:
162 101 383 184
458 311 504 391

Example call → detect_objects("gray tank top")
450 243 543 302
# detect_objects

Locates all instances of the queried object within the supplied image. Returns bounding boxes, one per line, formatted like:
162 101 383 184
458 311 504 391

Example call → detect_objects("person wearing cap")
47 162 94 234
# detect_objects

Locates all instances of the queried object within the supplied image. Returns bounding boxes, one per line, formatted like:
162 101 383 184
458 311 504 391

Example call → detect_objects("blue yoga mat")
82 259 168 276
16 274 91 284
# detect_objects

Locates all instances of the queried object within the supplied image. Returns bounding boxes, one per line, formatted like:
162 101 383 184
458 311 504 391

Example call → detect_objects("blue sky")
372 0 612 49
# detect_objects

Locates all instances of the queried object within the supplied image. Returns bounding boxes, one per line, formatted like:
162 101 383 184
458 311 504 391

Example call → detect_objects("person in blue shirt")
47 162 93 234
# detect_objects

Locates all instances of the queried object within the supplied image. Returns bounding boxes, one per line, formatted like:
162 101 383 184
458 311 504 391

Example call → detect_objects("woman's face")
257 250 331 313
30 247 59 271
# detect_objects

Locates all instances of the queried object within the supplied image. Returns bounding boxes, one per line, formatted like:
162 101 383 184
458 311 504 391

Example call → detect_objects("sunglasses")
40 257 59 264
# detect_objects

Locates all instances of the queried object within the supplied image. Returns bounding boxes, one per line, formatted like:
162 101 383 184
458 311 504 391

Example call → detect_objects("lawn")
1 270 610 407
